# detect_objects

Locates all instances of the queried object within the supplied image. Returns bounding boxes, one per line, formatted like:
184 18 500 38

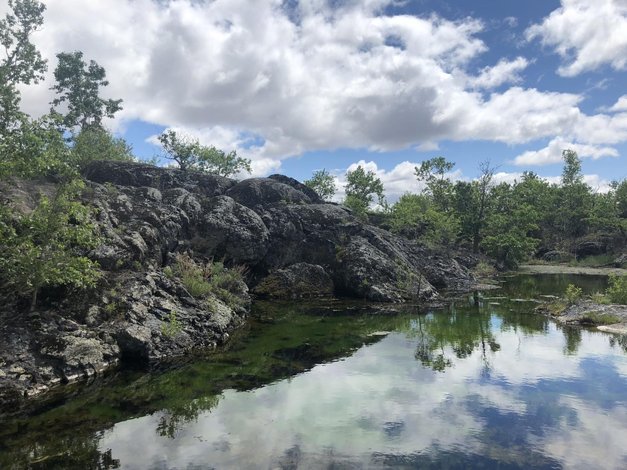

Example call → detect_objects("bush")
590 291 611 305
606 275 627 305
564 284 583 304
168 254 247 309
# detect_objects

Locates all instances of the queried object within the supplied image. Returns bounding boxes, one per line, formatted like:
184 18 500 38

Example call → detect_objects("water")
2 274 627 469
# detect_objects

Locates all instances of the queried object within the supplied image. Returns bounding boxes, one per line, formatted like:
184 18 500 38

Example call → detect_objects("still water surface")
1 274 626 469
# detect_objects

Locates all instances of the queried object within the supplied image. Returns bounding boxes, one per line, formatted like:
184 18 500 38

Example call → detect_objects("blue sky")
8 0 627 198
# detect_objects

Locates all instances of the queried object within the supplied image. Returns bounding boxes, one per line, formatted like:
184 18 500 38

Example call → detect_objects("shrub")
161 310 182 338
564 284 583 304
606 275 627 305
168 253 247 309
590 291 611 305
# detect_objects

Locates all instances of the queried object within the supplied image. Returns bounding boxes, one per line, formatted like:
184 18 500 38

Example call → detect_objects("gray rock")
254 263 334 299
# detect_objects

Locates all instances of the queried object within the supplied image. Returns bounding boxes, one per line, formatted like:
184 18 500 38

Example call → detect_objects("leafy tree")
0 0 47 132
158 129 251 177
561 149 583 186
481 183 540 269
50 51 123 130
614 179 627 218
415 157 455 212
0 180 101 310
390 193 459 249
70 126 133 168
453 161 495 252
0 113 72 179
344 165 385 218
304 168 336 201
557 150 592 239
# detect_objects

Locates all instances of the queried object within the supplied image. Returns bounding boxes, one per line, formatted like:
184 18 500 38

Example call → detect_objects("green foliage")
344 165 385 218
169 254 248 309
605 275 627 305
0 0 47 132
590 291 611 305
158 130 251 176
0 113 74 179
564 284 583 304
415 157 455 212
304 168 336 201
473 261 496 277
0 180 101 309
70 126 133 168
615 179 627 218
50 51 122 130
481 185 540 269
161 310 182 338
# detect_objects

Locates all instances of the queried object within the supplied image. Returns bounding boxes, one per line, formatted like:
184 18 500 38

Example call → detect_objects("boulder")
254 263 334 299
575 240 606 257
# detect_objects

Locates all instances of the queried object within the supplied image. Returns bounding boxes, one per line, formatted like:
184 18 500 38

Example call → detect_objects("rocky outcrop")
253 263 334 299
535 300 627 334
0 160 474 411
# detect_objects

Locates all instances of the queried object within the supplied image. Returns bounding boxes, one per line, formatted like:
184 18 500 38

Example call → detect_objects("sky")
7 0 627 200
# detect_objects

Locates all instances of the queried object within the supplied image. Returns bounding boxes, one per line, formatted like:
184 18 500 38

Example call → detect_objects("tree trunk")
30 288 39 312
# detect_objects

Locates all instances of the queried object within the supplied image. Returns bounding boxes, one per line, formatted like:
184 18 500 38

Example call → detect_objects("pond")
1 274 626 469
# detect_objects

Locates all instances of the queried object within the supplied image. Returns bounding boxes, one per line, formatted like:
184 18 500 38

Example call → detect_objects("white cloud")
5 0 627 175
513 138 619 166
469 57 529 89
526 0 627 76
608 95 627 112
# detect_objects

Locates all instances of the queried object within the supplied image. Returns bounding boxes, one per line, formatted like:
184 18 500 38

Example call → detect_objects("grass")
579 311 621 326
568 254 614 268
167 253 248 309
473 261 496 277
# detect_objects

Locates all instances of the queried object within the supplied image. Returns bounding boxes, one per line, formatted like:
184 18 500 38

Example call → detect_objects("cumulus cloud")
469 57 529 89
608 95 627 112
6 0 627 174
526 0 627 76
513 138 619 166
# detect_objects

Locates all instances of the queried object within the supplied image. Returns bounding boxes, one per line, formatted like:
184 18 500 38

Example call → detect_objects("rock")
614 253 627 268
116 324 153 362
0 160 475 411
226 177 314 208
193 195 269 264
254 263 334 299
575 240 606 257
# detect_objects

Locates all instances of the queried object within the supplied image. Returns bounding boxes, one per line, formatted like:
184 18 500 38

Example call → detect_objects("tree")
481 183 540 269
0 113 72 179
557 150 592 239
344 165 385 218
50 51 123 130
390 193 459 249
304 169 336 201
70 126 133 168
157 130 251 177
0 0 47 132
0 180 101 310
415 157 455 212
614 179 627 219
454 160 495 252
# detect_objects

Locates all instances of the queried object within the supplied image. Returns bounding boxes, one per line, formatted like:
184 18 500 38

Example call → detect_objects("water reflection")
1 274 626 469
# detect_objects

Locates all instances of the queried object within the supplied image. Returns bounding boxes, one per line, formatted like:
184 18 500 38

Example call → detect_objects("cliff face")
0 160 474 411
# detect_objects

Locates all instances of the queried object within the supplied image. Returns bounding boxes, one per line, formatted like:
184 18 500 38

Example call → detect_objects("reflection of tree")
410 305 500 372
2 431 120 469
156 394 222 439
609 334 627 353
563 326 582 355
